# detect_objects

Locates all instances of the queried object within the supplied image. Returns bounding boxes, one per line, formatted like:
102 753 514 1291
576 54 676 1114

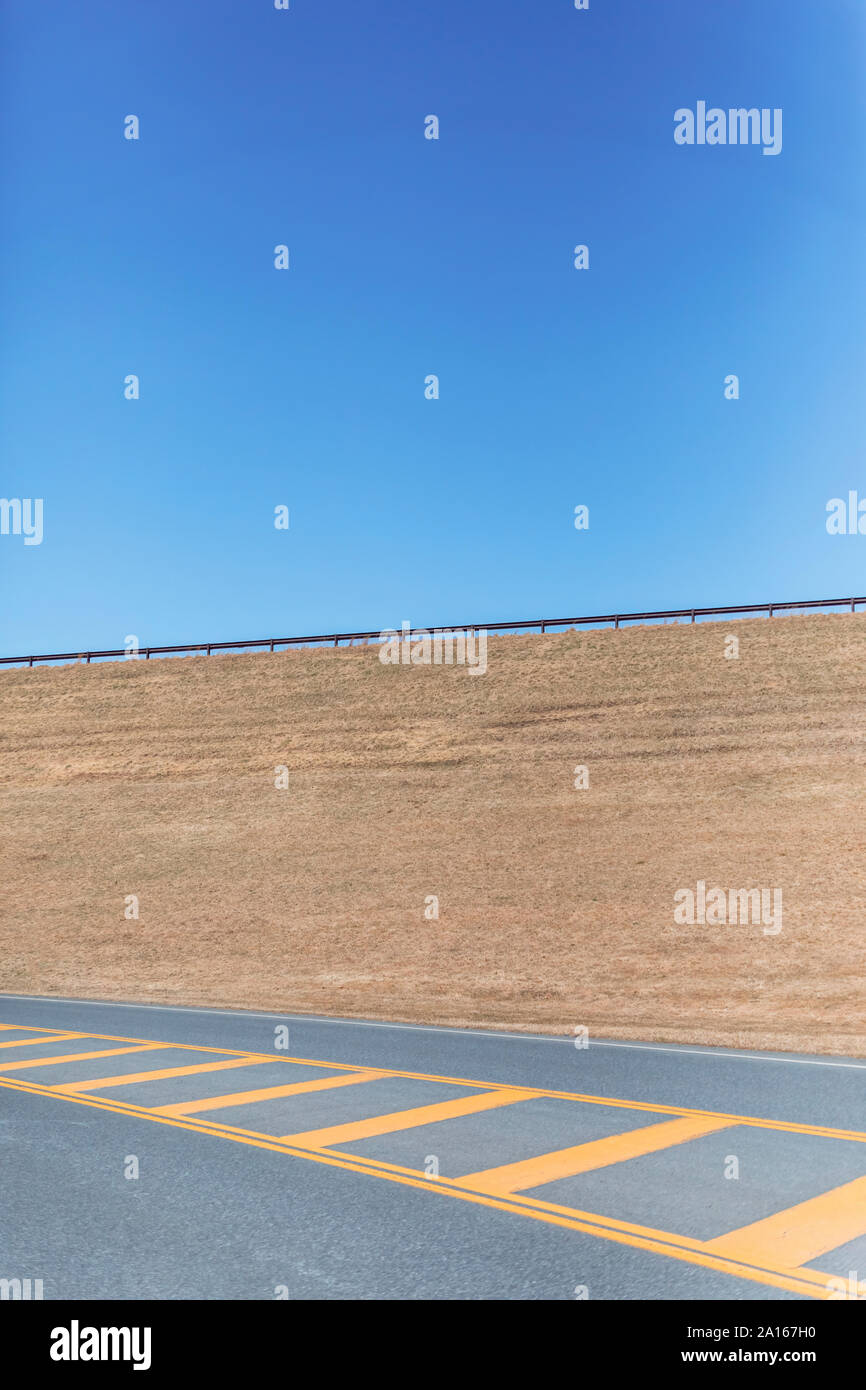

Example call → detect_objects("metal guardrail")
1 595 863 668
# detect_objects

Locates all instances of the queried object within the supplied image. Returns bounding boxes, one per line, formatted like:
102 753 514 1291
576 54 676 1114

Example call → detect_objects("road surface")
1 994 865 1300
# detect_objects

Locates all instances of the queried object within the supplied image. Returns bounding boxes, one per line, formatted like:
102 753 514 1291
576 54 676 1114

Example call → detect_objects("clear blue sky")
2 0 864 654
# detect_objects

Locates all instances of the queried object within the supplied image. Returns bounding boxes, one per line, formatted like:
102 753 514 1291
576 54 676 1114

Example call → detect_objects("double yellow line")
1 1022 863 1300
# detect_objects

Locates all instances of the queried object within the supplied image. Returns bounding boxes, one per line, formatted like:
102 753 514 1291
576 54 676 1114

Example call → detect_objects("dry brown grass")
2 614 865 1054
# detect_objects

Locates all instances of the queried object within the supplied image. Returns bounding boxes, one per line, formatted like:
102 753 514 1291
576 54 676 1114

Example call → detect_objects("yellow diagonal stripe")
55 1056 273 1093
0 1044 164 1072
0 1024 80 1034
281 1086 528 1148
705 1175 866 1269
0 1034 78 1049
154 1068 385 1116
456 1114 736 1194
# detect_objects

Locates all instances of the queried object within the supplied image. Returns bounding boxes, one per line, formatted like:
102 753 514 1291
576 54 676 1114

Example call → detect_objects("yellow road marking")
0 1024 80 1034
154 1068 384 1116
280 1087 529 1147
0 1043 164 1072
496 1188 846 1292
289 1144 849 1292
3 1023 863 1145
55 1056 274 1093
0 1069 848 1300
0 1034 80 1050
706 1175 866 1269
3 1018 865 1300
457 1114 736 1194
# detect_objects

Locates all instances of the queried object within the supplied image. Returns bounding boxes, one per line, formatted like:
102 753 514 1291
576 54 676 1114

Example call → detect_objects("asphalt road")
1 994 865 1301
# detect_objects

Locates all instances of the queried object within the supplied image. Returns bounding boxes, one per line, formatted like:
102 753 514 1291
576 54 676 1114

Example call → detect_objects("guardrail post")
145 650 150 659
614 616 619 629
206 645 211 655
768 605 773 617
852 598 856 613
691 611 695 623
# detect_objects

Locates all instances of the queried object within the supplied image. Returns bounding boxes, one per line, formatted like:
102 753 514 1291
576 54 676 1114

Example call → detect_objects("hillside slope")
2 614 865 1053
